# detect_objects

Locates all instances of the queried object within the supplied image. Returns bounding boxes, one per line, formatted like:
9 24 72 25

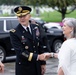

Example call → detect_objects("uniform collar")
22 24 31 32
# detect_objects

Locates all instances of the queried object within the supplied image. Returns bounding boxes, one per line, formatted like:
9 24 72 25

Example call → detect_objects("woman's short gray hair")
62 18 76 38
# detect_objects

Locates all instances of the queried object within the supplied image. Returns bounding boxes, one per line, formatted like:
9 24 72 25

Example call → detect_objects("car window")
0 21 3 31
6 20 19 30
6 20 12 30
11 20 19 28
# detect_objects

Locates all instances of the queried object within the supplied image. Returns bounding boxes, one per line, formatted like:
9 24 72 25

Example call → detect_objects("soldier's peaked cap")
14 6 32 17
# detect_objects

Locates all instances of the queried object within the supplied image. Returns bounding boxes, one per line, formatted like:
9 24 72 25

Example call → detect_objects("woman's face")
17 14 31 26
62 23 73 37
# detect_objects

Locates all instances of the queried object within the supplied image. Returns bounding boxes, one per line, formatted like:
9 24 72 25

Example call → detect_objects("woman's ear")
70 27 73 32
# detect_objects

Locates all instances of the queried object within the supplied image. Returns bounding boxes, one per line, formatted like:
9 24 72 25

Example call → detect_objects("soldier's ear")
28 14 31 18
28 14 31 20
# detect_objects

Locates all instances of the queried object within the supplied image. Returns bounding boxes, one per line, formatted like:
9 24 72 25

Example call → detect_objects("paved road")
45 58 58 75
0 58 58 75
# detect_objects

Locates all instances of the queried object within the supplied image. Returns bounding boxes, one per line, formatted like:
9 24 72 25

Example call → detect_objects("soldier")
10 6 50 75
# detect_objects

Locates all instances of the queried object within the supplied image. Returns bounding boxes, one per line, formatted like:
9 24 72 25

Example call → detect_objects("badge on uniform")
34 27 40 37
21 36 27 44
22 52 28 58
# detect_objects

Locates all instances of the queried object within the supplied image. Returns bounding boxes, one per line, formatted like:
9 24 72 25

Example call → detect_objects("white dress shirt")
22 24 32 34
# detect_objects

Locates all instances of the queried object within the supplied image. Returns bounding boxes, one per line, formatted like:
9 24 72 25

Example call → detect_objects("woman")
42 18 76 75
0 61 4 73
57 18 76 75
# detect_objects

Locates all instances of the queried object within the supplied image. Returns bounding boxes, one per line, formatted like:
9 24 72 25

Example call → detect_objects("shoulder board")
10 29 16 33
36 23 39 26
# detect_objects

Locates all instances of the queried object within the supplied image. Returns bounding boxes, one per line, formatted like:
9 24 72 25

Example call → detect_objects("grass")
41 11 62 22
32 10 76 22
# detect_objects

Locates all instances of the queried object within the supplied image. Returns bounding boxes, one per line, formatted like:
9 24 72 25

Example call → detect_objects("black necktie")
26 27 31 34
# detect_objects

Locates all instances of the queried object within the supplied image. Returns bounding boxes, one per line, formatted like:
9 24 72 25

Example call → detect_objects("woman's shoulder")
62 38 76 48
63 38 76 43
62 39 70 45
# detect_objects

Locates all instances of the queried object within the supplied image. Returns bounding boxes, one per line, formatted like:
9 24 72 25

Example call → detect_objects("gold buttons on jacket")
25 46 29 49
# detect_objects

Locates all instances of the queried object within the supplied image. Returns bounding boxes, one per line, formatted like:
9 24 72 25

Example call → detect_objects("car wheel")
52 40 62 53
0 46 6 62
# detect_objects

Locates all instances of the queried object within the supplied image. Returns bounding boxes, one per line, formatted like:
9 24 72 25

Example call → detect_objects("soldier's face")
17 14 31 26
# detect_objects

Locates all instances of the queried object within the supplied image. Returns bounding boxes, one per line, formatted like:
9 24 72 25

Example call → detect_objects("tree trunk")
61 7 67 20
62 13 65 20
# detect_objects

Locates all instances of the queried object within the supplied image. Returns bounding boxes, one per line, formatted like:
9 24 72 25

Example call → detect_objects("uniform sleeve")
10 31 38 62
38 25 51 53
38 25 51 65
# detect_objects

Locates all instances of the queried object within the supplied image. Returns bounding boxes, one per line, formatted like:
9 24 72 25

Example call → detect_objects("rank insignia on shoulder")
10 29 16 33
36 23 39 26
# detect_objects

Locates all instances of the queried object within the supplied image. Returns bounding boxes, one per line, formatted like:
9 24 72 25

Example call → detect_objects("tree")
22 0 76 20
47 0 76 19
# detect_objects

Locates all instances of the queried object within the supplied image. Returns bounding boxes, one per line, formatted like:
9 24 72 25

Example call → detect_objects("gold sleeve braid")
28 53 33 61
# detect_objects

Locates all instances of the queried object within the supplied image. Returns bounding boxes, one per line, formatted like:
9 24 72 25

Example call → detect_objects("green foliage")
22 0 76 19
0 0 76 21
21 0 76 7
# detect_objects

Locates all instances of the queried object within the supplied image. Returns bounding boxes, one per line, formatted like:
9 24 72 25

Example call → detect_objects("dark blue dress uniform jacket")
10 23 50 75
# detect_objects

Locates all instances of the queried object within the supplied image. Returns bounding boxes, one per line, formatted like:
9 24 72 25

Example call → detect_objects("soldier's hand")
38 54 46 61
41 65 46 75
0 62 4 73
